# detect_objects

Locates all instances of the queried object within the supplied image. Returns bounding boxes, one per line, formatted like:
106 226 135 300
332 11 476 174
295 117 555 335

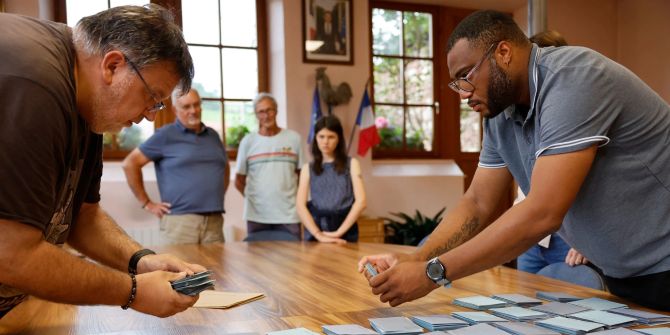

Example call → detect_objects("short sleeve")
138 127 167 161
535 52 615 158
235 133 250 175
478 119 507 169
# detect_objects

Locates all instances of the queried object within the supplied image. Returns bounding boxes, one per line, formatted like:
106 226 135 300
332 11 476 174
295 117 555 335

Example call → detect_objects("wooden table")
0 242 653 334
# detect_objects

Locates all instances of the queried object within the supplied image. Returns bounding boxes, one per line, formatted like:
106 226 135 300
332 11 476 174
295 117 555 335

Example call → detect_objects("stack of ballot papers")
536 316 606 335
267 328 320 335
445 323 510 335
569 310 638 328
489 306 549 321
409 315 469 331
491 293 544 307
569 298 628 311
451 311 508 324
453 295 508 310
492 321 561 335
531 302 590 316
369 317 423 335
635 328 670 335
322 325 378 335
537 292 581 302
609 308 670 325
193 290 265 308
171 270 215 296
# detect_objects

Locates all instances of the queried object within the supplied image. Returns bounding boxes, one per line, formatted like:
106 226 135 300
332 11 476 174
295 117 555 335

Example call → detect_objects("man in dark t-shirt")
0 5 206 319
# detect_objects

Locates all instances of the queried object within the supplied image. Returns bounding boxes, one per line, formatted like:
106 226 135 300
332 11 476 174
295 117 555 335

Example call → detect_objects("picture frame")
302 0 353 65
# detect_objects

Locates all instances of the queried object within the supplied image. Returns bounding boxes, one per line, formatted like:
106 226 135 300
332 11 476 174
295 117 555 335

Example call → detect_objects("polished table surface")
0 242 657 334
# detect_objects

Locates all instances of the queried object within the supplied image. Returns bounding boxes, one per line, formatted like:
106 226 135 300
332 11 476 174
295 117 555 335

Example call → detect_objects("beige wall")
617 0 670 102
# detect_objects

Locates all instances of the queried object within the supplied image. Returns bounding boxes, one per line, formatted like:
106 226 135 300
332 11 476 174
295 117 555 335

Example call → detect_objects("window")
370 2 482 159
182 0 266 153
64 0 267 159
371 6 437 157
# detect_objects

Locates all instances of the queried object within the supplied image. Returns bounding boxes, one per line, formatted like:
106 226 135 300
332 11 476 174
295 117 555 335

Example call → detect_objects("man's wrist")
141 200 150 209
128 248 156 274
121 273 137 310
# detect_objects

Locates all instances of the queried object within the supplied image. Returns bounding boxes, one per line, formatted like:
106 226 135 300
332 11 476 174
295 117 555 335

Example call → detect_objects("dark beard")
486 60 515 118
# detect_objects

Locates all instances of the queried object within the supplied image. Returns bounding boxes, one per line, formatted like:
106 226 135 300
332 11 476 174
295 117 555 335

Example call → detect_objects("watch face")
427 260 444 280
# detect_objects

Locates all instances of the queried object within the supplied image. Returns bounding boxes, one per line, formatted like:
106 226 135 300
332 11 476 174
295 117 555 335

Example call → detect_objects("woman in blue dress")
297 115 367 243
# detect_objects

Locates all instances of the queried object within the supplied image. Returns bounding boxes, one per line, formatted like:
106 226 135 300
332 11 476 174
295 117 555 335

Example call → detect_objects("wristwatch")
426 257 451 288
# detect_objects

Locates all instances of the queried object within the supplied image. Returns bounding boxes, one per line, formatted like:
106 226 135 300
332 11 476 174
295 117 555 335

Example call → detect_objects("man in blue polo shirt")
123 88 229 244
360 10 670 311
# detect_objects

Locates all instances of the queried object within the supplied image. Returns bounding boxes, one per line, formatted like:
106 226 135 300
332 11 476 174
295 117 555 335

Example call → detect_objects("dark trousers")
304 203 359 242
246 221 301 240
603 269 670 311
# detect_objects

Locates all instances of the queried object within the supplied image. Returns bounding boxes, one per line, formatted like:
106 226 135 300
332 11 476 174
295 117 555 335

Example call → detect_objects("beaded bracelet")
121 273 137 310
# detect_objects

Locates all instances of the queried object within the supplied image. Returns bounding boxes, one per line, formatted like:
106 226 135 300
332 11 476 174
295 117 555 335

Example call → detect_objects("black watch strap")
128 248 156 275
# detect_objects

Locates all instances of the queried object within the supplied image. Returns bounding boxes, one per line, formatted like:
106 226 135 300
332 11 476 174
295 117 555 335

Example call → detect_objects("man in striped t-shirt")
235 93 306 240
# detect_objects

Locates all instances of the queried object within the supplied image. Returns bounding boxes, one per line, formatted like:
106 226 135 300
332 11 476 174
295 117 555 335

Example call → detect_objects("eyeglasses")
448 42 498 94
125 57 166 114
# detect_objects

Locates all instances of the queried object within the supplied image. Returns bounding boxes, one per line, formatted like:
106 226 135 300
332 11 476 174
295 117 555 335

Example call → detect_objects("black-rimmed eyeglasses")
125 57 166 114
448 42 498 94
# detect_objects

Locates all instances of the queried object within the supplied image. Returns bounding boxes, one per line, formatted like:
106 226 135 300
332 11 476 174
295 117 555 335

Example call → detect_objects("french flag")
355 89 381 156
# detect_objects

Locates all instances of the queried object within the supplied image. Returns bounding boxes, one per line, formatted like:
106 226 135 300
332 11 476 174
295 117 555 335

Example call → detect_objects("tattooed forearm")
426 216 481 259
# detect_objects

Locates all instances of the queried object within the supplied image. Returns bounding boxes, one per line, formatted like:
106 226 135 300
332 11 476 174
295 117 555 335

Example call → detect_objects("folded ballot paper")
192 290 265 309
267 328 321 335
491 293 544 307
489 306 549 321
609 308 670 325
409 315 469 331
369 317 423 335
453 295 508 310
569 298 628 311
445 323 510 335
591 329 644 335
531 302 590 316
171 270 215 296
450 311 508 325
492 321 562 335
537 291 581 303
536 316 606 335
635 328 670 335
569 310 638 328
322 325 378 335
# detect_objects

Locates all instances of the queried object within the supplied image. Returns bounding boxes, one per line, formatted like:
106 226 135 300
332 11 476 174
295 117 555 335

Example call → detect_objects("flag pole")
347 78 371 155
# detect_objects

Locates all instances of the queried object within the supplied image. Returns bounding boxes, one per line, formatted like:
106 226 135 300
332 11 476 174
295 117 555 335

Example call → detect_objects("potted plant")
384 207 446 246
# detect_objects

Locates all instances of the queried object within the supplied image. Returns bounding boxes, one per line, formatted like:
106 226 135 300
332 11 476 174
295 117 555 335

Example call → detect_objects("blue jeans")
517 234 571 274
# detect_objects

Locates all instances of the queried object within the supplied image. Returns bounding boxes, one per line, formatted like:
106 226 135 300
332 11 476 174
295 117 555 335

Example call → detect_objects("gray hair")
171 87 199 106
73 4 194 92
252 92 278 111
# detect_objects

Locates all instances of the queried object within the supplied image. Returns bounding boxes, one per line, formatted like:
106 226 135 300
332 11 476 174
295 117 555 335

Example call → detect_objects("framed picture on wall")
302 0 353 65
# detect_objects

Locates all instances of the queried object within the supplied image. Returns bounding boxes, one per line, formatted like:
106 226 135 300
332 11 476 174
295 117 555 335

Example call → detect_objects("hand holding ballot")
357 253 438 307
171 270 215 296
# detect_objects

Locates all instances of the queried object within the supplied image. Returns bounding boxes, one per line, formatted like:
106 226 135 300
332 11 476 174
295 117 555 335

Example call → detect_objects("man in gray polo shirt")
359 10 670 310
